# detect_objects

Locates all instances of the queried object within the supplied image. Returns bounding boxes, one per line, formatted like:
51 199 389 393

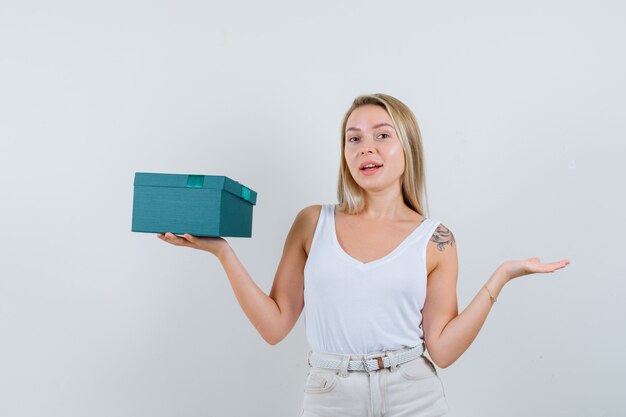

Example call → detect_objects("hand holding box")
131 172 257 237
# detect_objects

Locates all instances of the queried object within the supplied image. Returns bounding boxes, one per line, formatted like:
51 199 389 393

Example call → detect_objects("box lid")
133 172 257 205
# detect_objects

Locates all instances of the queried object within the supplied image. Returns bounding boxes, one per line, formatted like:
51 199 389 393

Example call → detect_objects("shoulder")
426 221 458 273
428 221 456 252
292 205 324 255
295 204 324 226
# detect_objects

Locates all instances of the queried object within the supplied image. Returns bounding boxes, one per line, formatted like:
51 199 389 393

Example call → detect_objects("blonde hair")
337 93 430 216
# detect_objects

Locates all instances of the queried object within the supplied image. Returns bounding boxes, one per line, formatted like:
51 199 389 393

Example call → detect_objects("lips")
359 160 384 170
359 161 383 176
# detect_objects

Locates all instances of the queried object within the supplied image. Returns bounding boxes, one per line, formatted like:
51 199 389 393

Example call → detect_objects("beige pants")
299 346 450 417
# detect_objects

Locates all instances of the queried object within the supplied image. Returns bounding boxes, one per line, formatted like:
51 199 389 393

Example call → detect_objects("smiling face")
344 104 406 193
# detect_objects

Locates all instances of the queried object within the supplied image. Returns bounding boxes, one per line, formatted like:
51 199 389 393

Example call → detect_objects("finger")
524 263 555 274
553 261 569 271
157 233 172 243
183 233 197 242
163 232 190 246
184 234 206 249
547 260 569 269
535 261 567 273
530 265 552 273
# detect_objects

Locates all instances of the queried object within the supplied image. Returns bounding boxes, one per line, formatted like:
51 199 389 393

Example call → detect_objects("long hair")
337 93 430 217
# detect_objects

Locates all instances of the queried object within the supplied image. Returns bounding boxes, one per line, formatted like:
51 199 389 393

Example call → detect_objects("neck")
360 187 408 220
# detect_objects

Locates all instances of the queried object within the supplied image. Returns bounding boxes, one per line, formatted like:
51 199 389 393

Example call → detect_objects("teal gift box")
131 172 257 237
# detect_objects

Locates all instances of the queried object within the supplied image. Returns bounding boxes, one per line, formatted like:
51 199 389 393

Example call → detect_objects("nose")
358 135 377 155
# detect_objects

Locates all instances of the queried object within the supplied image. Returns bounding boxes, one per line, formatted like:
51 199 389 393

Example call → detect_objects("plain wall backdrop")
1 1 624 416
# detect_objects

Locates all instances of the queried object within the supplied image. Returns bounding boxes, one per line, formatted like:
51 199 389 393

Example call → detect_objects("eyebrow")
345 123 396 133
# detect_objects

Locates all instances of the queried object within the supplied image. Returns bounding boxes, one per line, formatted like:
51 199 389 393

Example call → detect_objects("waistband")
307 343 425 374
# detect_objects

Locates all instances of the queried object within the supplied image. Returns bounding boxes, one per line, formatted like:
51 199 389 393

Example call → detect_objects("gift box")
131 172 257 237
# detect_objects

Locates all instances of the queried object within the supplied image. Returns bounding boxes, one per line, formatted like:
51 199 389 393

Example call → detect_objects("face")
344 104 405 193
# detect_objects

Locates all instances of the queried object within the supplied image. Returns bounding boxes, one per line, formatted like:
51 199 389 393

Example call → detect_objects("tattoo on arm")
431 224 455 251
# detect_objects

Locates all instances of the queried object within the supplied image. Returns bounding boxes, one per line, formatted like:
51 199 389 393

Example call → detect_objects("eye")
378 133 390 139
348 136 359 142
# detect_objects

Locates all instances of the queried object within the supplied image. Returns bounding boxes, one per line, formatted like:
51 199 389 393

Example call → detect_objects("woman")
157 93 570 417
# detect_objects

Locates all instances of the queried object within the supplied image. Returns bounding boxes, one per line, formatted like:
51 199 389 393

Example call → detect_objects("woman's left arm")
421 224 570 368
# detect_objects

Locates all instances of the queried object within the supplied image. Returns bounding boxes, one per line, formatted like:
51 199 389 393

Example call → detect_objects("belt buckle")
363 354 386 372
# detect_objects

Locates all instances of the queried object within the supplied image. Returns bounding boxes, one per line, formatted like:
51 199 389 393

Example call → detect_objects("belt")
308 344 425 372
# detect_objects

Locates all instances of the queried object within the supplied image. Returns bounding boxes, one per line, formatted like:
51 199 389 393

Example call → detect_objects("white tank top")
303 203 442 355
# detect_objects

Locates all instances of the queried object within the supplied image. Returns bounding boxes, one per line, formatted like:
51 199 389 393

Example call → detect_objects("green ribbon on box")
186 175 204 188
241 186 251 201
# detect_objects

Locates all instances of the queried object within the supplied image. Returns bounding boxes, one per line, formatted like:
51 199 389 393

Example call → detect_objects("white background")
1 1 624 416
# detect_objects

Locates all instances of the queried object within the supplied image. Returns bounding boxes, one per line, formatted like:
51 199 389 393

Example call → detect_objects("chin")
356 181 388 192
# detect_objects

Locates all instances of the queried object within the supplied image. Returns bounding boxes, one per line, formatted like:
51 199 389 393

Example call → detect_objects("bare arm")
216 205 308 344
215 247 283 344
421 224 570 368
158 205 317 345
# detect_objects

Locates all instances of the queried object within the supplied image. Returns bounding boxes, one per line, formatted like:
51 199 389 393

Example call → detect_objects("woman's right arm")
157 205 318 345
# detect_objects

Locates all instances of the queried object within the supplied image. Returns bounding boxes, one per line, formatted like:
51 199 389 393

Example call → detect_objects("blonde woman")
157 93 570 416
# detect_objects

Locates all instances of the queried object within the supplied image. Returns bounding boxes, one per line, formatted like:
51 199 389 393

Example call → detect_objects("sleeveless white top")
303 203 442 355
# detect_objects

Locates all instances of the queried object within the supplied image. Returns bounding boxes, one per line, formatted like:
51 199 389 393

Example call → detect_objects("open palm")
499 257 570 281
157 232 228 257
